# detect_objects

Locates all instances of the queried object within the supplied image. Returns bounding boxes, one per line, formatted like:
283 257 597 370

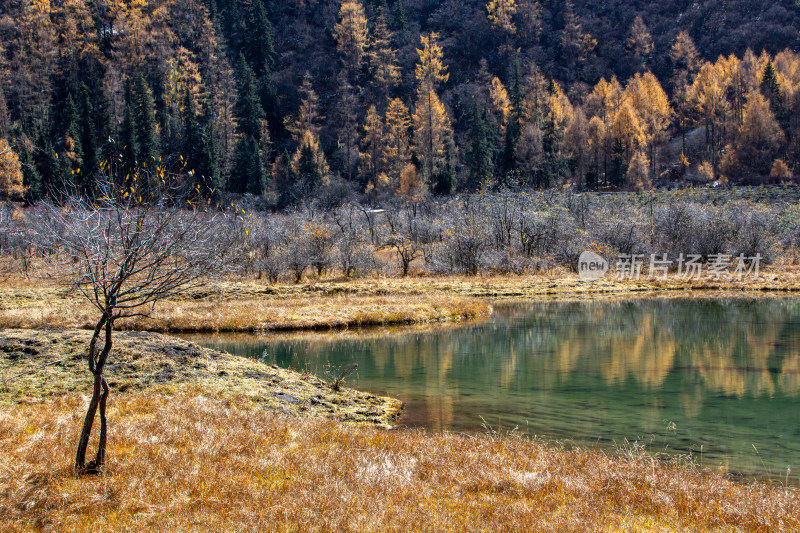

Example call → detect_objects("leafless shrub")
653 202 696 255
685 204 732 257
250 216 291 283
31 175 238 473
725 202 777 262
382 205 428 276
336 230 376 278
589 205 650 256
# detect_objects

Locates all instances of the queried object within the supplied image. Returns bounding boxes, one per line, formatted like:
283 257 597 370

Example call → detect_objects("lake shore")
2 273 800 530
3 267 800 333
1 340 798 531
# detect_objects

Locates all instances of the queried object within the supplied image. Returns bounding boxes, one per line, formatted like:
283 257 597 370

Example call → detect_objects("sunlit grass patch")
1 391 797 532
0 328 401 427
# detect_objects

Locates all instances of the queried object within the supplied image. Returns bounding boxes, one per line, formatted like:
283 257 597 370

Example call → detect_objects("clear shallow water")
184 297 800 480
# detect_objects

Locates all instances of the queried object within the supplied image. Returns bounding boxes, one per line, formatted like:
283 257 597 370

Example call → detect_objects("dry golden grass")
5 265 800 334
1 390 797 532
0 328 402 426
0 282 491 333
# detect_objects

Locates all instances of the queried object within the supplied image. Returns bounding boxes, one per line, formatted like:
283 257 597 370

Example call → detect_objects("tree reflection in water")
186 297 800 478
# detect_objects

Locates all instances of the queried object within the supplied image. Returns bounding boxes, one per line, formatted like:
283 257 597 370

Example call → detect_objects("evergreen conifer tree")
132 74 159 165
466 104 499 190
78 83 100 193
503 59 523 180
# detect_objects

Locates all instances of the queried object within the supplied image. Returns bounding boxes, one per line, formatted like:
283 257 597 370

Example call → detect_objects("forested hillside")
1 0 800 206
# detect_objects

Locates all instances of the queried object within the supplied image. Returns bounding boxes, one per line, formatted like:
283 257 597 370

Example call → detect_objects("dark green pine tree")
259 74 282 140
231 136 266 195
432 135 457 195
62 93 82 167
219 0 245 58
393 0 408 32
78 83 100 193
761 61 781 102
120 80 139 173
276 149 294 208
35 134 63 199
295 141 321 194
132 74 159 165
98 92 116 165
432 135 456 195
761 60 787 129
230 54 267 195
503 59 524 182
17 138 42 203
540 76 567 188
182 91 202 176
609 138 626 187
234 54 264 140
197 101 221 199
465 104 499 191
243 0 276 76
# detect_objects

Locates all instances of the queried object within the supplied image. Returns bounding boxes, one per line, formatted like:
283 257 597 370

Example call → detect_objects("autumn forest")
1 0 800 206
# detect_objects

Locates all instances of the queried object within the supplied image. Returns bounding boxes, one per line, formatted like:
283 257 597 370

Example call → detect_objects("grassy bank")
0 279 492 333
0 328 401 426
3 277 800 530
2 389 798 532
3 269 800 333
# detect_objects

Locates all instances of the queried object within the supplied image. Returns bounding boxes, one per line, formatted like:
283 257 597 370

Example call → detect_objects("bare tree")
382 206 425 277
33 179 238 473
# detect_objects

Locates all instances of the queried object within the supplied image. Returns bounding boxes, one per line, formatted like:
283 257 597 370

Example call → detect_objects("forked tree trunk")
75 316 113 474
75 373 110 472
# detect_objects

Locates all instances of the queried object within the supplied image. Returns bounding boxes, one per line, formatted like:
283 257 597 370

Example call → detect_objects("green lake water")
184 297 800 480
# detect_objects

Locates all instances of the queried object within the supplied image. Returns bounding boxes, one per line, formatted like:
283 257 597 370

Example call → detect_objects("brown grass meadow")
4 271 800 531
2 389 799 532
3 267 800 334
0 278 494 333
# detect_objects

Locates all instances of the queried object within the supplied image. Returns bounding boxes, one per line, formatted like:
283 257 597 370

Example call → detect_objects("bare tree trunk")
75 316 113 473
75 373 101 470
93 376 110 469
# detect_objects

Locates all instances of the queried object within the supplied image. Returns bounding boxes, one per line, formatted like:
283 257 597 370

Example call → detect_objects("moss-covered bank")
0 328 402 427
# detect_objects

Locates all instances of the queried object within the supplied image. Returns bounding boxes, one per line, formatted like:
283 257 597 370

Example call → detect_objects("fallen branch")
4 359 66 384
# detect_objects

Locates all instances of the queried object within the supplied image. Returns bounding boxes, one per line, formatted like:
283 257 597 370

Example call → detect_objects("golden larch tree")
626 15 653 71
587 76 623 124
413 33 453 189
626 150 650 189
165 46 204 114
7 0 57 130
588 115 607 184
333 0 368 71
670 30 700 77
558 0 596 78
565 107 591 187
490 76 510 131
286 72 323 143
368 10 401 96
415 33 449 91
725 89 786 179
383 98 412 181
291 130 330 185
0 139 24 200
359 104 385 185
625 72 671 178
612 100 645 161
486 0 517 34
57 0 103 85
689 62 730 153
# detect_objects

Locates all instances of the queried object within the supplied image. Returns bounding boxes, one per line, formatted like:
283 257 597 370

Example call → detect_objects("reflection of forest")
188 298 800 476
254 298 800 428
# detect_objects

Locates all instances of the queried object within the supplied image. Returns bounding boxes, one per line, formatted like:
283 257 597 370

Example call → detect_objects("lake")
184 296 800 480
